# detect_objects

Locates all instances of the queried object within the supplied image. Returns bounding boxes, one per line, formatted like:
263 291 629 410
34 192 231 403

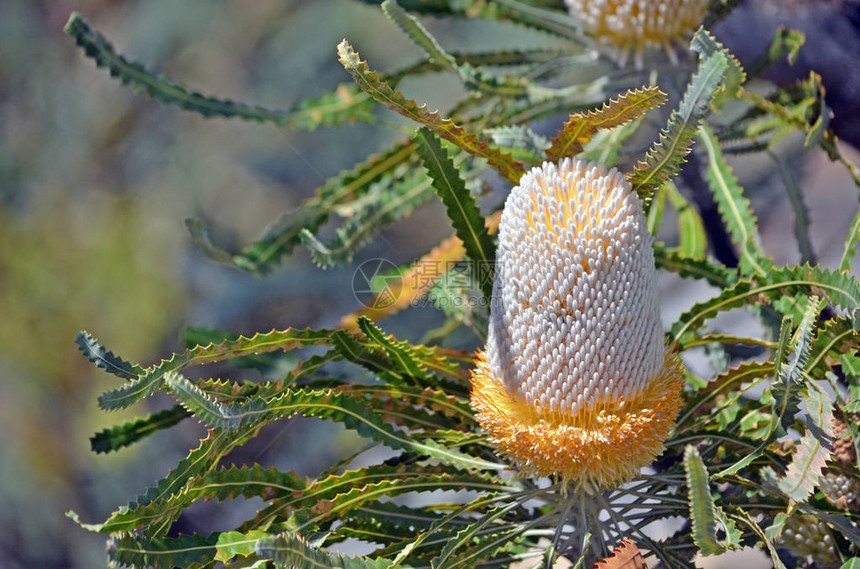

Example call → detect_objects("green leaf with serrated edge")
629 29 728 197
414 128 495 301
166 381 501 471
75 330 143 380
665 182 707 260
193 464 307 502
337 39 525 183
778 384 834 502
841 560 860 569
698 123 770 278
679 333 777 351
683 445 724 556
670 264 860 345
181 325 300 374
90 464 306 538
65 14 376 130
654 245 737 288
715 298 818 478
675 361 773 429
68 12 377 131
735 509 788 569
107 533 219 569
267 464 504 522
215 531 270 563
431 500 524 568
301 167 439 268
546 86 667 161
382 0 529 96
190 140 417 274
83 425 260 534
258 532 398 569
98 327 335 410
487 126 549 165
357 317 431 381
330 330 404 383
90 405 189 454
690 28 745 109
291 475 514 537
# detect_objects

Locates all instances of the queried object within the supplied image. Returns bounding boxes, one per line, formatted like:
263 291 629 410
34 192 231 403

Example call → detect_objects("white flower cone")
471 158 684 488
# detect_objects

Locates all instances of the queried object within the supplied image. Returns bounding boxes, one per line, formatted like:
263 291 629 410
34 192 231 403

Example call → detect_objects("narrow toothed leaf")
654 245 737 287
76 330 143 380
683 445 724 556
94 425 260 533
258 532 396 569
777 385 835 502
629 29 730 198
414 127 495 300
300 166 440 268
97 328 335 410
690 28 745 108
546 86 667 161
337 39 525 183
108 533 219 569
65 13 375 129
357 317 431 381
90 405 190 454
698 123 770 277
671 264 860 344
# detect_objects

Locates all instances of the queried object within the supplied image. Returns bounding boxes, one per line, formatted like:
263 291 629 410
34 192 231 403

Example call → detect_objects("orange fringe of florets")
470 348 685 488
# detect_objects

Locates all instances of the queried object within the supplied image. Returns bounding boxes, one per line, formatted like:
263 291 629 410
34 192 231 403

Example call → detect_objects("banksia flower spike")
564 0 711 67
470 158 685 489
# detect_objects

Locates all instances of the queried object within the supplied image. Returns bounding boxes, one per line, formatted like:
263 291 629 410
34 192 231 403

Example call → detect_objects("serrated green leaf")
414 127 495 300
629 29 729 197
690 28 745 109
97 327 334 410
430 500 524 568
675 361 773 429
189 140 417 274
671 264 860 344
654 245 737 288
258 532 398 569
683 445 724 556
90 405 189 454
337 39 525 183
300 166 439 267
75 330 143 380
165 381 500 471
382 0 530 96
108 533 219 569
546 86 667 161
215 531 270 563
65 13 375 130
357 317 432 381
698 122 770 277
777 384 834 502
91 425 260 534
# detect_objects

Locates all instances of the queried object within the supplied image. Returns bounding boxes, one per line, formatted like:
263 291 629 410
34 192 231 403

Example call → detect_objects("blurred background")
1 1 858 568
